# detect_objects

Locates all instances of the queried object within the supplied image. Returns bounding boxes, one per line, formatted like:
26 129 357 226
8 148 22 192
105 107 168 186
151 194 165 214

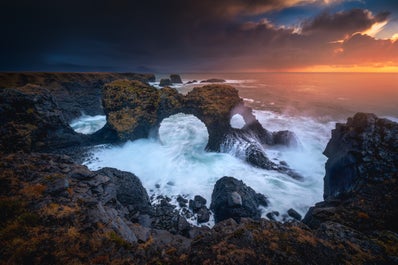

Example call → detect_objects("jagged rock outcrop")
0 152 192 264
210 176 268 223
1 112 398 264
170 74 183 84
0 85 84 152
159 78 172 87
100 80 299 174
303 113 398 232
0 72 155 121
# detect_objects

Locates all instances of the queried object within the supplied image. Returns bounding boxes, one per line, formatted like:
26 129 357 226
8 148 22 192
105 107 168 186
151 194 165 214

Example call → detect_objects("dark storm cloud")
1 0 397 71
301 9 390 39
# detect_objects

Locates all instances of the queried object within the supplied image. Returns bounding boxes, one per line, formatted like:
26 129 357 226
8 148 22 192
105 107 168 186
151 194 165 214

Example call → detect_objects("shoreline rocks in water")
200 78 226 83
0 72 397 264
211 176 269 223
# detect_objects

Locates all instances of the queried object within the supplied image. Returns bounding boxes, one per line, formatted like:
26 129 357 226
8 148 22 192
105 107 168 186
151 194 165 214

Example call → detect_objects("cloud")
301 9 390 40
0 1 397 72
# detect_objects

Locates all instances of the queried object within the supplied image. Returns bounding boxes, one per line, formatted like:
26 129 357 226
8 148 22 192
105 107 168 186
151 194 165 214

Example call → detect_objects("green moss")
107 231 131 249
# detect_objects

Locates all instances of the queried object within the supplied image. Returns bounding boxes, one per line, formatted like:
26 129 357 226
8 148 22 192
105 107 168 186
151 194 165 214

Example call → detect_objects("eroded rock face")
0 72 156 121
323 113 398 199
0 85 84 152
303 113 398 232
100 80 299 174
170 74 183 84
210 176 268 223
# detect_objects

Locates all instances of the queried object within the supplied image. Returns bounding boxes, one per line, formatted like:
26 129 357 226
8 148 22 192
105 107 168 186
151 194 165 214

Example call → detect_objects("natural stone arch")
158 113 209 151
97 79 298 149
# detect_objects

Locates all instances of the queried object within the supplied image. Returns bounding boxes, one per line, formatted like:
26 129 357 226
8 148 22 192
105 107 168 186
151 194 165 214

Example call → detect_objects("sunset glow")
1 0 398 72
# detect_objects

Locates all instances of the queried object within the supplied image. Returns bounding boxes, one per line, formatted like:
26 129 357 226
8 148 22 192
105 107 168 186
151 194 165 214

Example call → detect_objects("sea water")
73 73 398 224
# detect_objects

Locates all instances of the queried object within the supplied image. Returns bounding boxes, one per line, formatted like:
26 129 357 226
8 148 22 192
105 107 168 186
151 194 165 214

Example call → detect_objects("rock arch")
97 79 267 151
95 79 300 178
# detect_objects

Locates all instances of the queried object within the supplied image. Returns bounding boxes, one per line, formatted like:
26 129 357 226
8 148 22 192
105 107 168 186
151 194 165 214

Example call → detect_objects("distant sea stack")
170 74 183 84
201 78 226 83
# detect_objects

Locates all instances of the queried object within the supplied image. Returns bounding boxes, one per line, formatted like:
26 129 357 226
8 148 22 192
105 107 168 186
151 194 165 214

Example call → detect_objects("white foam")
230 114 245 129
70 115 106 134
83 111 334 223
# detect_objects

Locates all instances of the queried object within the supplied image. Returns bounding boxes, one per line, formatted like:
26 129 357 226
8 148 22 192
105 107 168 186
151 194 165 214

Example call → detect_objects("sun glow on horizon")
294 65 398 73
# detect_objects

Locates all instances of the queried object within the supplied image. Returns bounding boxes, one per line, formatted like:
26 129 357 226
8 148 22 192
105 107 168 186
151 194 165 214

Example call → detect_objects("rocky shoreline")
1 73 397 264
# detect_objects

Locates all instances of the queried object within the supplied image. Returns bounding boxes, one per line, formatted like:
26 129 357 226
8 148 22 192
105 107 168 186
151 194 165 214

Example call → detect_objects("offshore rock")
210 176 268 223
303 113 398 232
200 78 226 83
159 78 172 87
170 74 183 84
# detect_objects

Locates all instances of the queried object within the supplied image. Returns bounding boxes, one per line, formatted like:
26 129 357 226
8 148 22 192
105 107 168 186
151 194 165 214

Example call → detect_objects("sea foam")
82 110 334 223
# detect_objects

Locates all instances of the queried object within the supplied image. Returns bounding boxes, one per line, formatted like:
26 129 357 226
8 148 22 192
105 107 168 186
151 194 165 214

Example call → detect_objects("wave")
80 110 336 224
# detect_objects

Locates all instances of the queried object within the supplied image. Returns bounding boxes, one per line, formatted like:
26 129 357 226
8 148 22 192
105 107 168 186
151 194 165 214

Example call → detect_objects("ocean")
71 73 398 225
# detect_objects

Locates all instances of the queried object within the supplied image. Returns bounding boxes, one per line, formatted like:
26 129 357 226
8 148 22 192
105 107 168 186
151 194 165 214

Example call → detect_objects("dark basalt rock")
200 78 226 83
170 74 183 84
0 72 156 121
287 208 302 221
0 85 85 153
95 167 151 215
159 78 172 87
99 80 300 176
303 113 398 232
323 113 398 199
210 176 268 223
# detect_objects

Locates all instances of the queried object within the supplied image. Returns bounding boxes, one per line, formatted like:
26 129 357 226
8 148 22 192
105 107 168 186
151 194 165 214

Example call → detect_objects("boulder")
95 167 151 215
210 176 268 223
170 74 183 84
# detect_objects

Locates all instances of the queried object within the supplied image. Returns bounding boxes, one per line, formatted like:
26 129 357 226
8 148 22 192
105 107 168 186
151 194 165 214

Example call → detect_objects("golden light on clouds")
361 21 388 38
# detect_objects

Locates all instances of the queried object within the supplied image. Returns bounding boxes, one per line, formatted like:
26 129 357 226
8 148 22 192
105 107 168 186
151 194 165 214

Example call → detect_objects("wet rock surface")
303 113 398 233
0 85 85 153
0 72 155 121
210 176 268 223
1 73 398 264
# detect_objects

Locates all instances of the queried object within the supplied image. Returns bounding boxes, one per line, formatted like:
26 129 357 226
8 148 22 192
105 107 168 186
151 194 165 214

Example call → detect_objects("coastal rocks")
170 74 183 84
0 72 156 121
95 167 151 215
303 113 398 232
100 80 300 175
0 85 84 153
200 78 226 83
323 113 398 199
101 80 160 141
210 176 268 223
189 195 211 223
159 78 172 87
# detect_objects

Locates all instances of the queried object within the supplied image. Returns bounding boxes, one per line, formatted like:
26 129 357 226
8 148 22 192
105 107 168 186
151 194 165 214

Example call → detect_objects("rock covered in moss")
0 72 156 121
0 85 84 152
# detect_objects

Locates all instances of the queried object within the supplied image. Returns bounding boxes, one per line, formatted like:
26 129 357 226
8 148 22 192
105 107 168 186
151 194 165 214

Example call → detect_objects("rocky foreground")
1 73 398 264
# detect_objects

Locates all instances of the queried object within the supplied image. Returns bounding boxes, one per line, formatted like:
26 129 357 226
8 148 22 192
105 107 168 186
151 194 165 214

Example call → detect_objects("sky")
1 0 398 73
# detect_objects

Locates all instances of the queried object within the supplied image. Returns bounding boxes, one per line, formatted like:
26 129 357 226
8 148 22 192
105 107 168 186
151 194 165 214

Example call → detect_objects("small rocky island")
0 73 397 264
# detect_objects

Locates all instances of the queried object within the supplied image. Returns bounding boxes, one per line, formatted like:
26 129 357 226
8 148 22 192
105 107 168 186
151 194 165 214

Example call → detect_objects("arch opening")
158 113 209 152
230 113 246 129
